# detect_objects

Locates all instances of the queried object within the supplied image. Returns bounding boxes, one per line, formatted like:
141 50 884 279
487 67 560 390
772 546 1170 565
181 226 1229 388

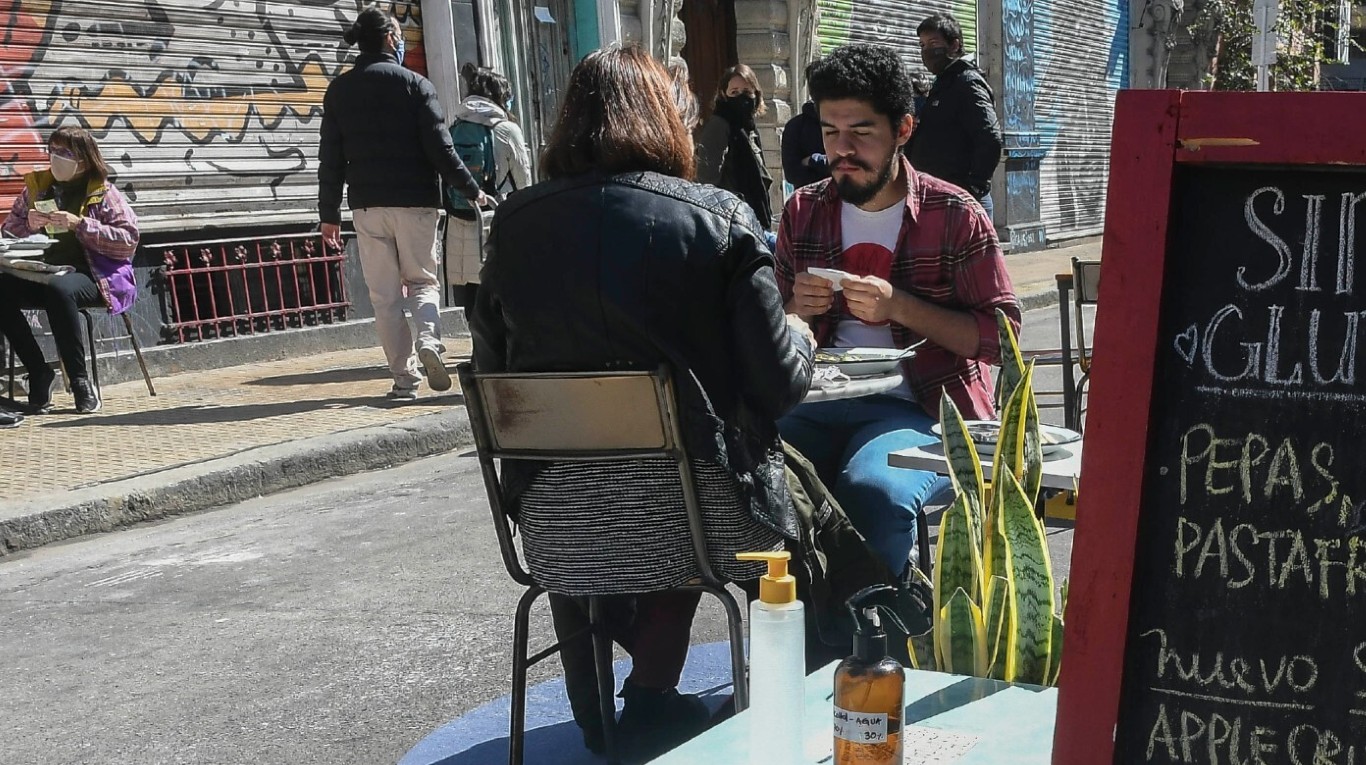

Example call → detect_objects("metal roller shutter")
1 0 424 234
817 0 977 75
1033 0 1128 240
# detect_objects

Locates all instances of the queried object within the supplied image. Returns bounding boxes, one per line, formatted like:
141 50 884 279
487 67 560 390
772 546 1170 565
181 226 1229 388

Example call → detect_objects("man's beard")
834 148 898 206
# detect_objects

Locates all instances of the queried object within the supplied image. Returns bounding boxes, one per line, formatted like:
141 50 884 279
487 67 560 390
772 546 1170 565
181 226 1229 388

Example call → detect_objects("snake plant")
908 309 1066 686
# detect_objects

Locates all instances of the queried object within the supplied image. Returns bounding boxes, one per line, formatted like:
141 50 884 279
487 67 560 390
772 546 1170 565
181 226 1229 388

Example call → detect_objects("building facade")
0 0 1138 354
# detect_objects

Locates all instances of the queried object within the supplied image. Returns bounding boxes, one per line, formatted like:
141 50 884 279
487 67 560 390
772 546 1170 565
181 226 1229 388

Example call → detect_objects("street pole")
1253 0 1279 91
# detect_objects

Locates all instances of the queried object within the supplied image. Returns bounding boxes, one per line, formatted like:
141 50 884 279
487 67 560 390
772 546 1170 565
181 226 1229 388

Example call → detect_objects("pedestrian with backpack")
445 64 532 308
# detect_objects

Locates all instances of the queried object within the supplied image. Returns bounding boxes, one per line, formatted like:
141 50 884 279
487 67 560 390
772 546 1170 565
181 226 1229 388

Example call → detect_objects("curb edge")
0 407 474 557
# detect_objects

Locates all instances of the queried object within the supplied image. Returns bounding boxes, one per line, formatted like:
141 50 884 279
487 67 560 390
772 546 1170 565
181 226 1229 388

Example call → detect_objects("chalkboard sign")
1053 91 1366 764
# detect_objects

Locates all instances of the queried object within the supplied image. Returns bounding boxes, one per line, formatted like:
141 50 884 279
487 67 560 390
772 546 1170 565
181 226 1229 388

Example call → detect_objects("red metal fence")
154 233 349 343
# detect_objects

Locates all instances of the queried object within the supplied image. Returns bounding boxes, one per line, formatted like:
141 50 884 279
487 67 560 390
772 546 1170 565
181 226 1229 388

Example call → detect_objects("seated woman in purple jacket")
1 126 139 414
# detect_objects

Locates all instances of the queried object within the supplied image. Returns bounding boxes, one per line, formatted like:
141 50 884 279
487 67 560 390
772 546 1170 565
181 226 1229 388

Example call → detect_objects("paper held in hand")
33 199 60 237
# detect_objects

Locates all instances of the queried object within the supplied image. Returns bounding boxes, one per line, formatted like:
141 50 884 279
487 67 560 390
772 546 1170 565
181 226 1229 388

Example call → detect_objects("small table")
888 442 1083 492
803 372 903 403
653 663 1057 764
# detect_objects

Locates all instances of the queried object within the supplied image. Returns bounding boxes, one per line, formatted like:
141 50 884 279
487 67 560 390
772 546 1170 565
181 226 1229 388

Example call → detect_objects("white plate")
814 347 912 377
930 419 1081 457
807 267 853 291
0 235 56 251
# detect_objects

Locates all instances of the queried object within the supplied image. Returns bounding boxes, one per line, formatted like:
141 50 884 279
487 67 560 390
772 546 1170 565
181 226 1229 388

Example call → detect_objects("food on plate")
966 422 1001 443
962 421 1070 446
814 349 889 364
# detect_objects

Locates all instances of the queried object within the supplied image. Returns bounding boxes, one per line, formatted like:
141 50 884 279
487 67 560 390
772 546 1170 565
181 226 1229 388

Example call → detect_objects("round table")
802 371 903 403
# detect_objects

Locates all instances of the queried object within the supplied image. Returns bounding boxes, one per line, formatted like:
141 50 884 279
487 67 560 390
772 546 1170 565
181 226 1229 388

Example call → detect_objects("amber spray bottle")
833 585 909 765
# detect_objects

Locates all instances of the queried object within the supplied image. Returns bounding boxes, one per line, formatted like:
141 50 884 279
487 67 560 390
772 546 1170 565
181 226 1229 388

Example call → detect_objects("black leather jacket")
471 171 814 538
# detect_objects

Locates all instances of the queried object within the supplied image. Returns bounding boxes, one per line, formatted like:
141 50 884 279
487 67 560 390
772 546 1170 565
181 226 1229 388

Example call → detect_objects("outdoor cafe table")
653 662 1057 764
887 441 1083 492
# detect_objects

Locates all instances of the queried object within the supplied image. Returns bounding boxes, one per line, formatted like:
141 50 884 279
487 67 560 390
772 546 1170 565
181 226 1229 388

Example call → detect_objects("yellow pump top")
736 551 797 604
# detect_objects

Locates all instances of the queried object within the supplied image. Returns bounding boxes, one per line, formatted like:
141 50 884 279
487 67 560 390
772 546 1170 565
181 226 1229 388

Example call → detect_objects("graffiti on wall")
0 0 423 227
817 0 979 76
1032 0 1129 235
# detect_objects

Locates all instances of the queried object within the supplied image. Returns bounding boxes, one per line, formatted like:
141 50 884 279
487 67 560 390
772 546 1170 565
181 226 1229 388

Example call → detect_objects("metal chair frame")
457 363 749 765
6 306 156 401
1019 257 1100 433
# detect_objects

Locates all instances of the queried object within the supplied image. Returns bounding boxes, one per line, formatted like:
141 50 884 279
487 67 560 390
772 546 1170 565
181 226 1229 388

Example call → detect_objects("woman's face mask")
391 25 405 64
49 148 82 182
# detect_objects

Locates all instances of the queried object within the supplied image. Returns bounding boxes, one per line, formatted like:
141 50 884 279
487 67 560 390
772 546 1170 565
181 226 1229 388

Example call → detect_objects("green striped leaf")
940 587 987 676
933 494 983 609
998 469 1056 685
1021 364 1044 507
1048 580 1069 686
983 480 1011 585
1048 611 1065 686
938 391 985 541
907 631 937 672
990 363 1032 503
995 309 1026 409
984 575 1011 681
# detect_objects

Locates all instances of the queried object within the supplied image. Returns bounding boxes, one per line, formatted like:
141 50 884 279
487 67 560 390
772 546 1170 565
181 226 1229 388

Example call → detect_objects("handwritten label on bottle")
833 706 889 743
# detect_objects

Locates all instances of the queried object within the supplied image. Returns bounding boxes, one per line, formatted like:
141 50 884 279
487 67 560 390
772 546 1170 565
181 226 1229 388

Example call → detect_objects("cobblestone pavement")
1 340 472 503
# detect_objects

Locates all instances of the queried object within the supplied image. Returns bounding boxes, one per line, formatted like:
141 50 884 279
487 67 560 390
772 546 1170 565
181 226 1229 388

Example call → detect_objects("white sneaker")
386 385 419 402
417 344 452 392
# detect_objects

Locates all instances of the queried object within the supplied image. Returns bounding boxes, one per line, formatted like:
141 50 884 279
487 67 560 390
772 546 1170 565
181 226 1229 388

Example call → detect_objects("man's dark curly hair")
805 44 915 129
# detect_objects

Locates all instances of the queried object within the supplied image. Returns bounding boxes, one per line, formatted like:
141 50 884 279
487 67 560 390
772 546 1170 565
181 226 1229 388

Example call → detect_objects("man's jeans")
779 395 951 575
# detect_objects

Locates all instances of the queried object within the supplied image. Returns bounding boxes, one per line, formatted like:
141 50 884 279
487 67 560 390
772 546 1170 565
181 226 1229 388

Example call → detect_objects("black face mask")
921 46 951 75
717 94 758 128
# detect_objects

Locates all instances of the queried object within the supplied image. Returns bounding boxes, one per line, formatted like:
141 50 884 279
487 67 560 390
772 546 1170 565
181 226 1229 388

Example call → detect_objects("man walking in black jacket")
318 6 486 400
906 12 1003 221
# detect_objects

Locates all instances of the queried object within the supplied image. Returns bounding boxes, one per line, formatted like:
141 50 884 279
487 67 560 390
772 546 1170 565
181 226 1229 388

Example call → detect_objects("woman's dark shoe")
26 367 58 413
615 682 710 763
72 377 101 414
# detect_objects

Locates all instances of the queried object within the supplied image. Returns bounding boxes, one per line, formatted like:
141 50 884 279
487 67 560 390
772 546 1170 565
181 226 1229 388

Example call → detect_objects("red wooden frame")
1052 90 1366 765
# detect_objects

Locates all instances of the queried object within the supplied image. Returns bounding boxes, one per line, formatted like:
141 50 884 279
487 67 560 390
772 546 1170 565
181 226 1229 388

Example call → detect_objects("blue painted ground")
400 642 738 765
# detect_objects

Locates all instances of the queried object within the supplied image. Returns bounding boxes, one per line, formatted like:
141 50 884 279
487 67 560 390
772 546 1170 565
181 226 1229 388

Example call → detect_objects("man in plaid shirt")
776 44 1020 578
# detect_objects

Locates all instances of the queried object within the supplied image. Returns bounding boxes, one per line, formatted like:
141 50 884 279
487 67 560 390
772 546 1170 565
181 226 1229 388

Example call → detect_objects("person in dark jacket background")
781 99 829 189
906 12 1003 221
318 5 486 400
471 44 813 762
695 64 774 231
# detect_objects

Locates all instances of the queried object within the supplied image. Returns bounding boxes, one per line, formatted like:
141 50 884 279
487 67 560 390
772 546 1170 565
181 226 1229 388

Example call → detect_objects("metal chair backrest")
457 362 721 589
1072 258 1101 371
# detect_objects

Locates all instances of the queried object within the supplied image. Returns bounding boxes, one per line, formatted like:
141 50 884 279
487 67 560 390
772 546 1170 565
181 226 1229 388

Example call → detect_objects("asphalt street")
1 304 1089 765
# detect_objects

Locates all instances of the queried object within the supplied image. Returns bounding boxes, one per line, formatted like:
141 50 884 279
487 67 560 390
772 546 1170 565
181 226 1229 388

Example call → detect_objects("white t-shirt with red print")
831 200 914 399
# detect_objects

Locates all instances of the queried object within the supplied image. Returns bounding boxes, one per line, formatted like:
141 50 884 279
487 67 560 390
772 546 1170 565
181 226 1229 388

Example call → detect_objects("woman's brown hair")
715 64 768 118
541 45 695 181
49 125 111 184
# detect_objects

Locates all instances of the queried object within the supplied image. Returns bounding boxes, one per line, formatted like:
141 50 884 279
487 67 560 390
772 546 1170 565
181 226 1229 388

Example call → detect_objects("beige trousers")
352 207 443 389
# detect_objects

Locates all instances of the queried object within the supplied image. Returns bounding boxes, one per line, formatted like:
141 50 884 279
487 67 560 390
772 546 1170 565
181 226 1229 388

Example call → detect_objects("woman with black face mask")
695 64 774 231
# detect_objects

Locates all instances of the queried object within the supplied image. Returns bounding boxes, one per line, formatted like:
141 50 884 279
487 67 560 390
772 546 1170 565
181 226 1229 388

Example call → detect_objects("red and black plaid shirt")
775 159 1020 420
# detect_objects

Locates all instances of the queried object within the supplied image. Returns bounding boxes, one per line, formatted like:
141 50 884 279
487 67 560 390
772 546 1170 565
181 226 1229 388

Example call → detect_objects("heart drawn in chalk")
1173 325 1198 366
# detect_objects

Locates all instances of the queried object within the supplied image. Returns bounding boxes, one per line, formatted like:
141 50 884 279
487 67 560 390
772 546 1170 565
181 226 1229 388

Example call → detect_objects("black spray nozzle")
845 584 911 637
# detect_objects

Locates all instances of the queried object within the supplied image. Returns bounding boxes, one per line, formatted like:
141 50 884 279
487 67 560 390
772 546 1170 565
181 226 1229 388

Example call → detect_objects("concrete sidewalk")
0 236 1100 556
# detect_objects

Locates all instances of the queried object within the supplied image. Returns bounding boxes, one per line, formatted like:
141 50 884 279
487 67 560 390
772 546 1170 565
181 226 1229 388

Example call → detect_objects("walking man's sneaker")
418 344 452 392
386 384 419 402
27 366 58 413
72 377 102 414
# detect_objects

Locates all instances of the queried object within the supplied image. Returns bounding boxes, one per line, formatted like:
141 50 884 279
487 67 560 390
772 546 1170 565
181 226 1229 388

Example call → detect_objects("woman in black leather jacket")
470 45 813 762
695 64 775 231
